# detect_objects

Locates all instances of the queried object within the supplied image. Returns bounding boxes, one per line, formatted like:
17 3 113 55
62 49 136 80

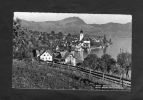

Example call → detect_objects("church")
79 30 91 48
75 30 91 54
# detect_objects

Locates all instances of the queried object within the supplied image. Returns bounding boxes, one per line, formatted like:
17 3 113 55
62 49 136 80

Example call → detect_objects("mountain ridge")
16 17 132 37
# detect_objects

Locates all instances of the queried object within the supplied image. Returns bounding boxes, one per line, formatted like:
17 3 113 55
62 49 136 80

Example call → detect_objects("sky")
14 12 132 24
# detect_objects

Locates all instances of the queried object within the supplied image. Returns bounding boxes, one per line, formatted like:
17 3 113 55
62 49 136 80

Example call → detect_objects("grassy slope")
12 59 128 90
12 59 94 89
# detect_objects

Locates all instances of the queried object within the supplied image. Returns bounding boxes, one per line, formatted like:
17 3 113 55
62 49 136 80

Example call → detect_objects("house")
39 50 53 62
63 51 76 66
75 42 82 51
62 50 84 66
83 40 91 48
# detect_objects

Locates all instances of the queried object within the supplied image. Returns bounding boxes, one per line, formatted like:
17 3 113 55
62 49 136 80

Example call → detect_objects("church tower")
79 29 84 41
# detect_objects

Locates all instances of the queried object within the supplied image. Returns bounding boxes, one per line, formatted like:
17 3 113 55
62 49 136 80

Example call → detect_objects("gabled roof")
54 52 62 58
60 51 67 58
45 50 53 55
82 36 91 41
39 49 53 57
62 51 71 59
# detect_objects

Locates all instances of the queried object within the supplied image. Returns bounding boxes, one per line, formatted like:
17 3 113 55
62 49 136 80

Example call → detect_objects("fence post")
100 84 103 90
102 72 104 80
120 74 122 85
90 69 91 80
122 76 123 87
42 76 45 88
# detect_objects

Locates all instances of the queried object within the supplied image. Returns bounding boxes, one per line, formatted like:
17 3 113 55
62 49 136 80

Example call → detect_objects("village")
34 29 111 66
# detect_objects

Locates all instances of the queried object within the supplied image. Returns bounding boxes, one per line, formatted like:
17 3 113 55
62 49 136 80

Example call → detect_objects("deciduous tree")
82 54 100 70
117 52 132 77
117 52 131 69
101 54 116 73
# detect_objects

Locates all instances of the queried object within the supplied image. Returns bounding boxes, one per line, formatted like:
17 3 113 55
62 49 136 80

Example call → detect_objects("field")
12 59 104 89
12 59 130 90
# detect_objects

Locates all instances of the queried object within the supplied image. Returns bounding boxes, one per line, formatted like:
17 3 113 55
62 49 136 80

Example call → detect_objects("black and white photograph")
12 12 132 91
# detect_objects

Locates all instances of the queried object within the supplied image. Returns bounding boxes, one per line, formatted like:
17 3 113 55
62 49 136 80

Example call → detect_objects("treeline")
13 18 71 60
81 52 131 78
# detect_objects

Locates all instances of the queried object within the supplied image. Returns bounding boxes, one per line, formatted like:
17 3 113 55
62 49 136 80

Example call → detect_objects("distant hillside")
17 17 132 38
18 17 101 35
90 22 132 38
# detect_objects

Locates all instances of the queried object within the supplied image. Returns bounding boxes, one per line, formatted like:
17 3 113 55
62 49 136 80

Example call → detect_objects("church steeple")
80 29 84 41
80 29 83 33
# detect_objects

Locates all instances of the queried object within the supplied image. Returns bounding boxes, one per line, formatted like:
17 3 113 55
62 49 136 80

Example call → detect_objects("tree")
82 54 100 70
66 33 71 42
57 32 63 39
51 31 55 38
102 35 108 54
12 21 34 60
103 46 107 54
103 34 107 44
117 52 132 69
107 58 116 73
14 18 21 27
109 38 112 44
111 64 121 75
101 54 116 73
117 52 132 77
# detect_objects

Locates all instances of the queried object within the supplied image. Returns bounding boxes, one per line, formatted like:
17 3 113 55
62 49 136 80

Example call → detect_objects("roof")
60 51 67 58
39 49 53 57
62 51 71 59
45 50 53 55
82 36 91 41
54 52 62 58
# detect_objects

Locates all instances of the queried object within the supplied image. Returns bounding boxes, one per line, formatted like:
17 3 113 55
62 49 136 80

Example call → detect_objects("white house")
65 54 76 66
39 50 53 62
63 51 76 66
63 50 84 66
83 40 91 48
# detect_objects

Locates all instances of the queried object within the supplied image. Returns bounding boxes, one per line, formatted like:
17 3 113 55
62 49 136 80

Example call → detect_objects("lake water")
106 37 132 59
82 37 132 60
